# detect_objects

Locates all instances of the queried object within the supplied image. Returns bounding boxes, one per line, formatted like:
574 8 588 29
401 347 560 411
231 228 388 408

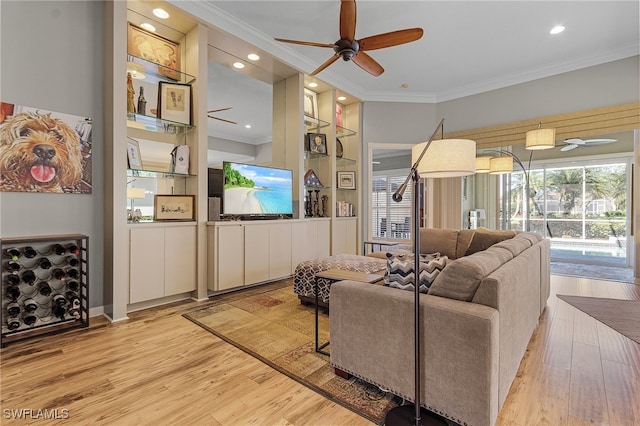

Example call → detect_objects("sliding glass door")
500 158 631 266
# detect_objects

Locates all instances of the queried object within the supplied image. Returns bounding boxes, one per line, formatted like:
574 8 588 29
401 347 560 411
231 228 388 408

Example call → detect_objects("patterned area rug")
183 280 403 425
557 295 640 344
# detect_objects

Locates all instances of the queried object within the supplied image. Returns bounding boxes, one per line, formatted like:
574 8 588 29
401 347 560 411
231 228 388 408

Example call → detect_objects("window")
371 171 412 240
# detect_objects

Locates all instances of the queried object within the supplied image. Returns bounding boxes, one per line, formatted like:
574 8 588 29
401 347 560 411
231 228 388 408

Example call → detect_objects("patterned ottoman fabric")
294 254 387 304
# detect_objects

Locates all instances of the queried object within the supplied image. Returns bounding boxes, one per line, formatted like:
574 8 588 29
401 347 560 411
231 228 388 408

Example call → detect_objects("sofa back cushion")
419 228 460 259
464 228 516 256
428 245 513 301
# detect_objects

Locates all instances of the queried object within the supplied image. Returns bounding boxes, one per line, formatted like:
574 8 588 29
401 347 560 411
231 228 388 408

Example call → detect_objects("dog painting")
0 102 92 193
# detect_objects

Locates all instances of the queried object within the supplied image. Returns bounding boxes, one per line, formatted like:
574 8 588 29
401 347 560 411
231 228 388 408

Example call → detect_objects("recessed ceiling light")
401 83 409 89
308 82 318 88
337 96 346 101
152 8 169 19
550 25 565 35
140 23 156 32
247 53 260 61
245 124 252 129
233 62 245 69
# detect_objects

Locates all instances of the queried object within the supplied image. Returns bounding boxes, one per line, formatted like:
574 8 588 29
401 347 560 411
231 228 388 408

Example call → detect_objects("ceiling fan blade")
310 54 340 76
351 51 384 76
584 138 617 146
359 28 424 51
564 138 586 145
207 107 232 113
561 144 579 152
208 115 237 125
340 0 357 41
274 38 336 49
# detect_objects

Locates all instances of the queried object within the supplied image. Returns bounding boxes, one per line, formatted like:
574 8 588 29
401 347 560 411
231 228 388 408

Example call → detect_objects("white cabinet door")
164 226 196 296
129 228 165 303
345 218 358 255
316 220 331 258
269 222 292 279
217 225 244 290
244 224 270 285
290 221 310 273
332 220 347 255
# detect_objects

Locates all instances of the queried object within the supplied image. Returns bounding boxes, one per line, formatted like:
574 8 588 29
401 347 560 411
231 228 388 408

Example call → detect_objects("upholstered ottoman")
293 254 387 306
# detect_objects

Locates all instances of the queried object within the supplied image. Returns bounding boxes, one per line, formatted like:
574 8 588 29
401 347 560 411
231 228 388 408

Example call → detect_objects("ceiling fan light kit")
275 0 423 76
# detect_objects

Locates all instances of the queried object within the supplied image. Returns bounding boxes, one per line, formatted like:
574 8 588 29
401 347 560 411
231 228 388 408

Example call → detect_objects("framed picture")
336 103 344 128
303 88 318 119
127 23 181 80
157 81 192 125
337 171 356 189
153 195 195 221
127 137 143 169
307 133 327 154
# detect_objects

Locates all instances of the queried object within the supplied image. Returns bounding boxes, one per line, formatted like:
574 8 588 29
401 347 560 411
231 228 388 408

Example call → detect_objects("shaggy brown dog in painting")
0 111 83 192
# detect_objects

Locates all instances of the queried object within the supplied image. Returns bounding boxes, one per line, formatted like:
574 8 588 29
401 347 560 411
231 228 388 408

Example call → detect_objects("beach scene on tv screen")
223 162 293 215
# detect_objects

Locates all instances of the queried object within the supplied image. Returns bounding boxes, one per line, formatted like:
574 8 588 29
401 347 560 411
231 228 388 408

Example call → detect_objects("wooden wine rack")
1 234 89 347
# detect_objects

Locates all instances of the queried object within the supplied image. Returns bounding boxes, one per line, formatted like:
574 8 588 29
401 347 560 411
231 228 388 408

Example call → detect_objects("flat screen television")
223 161 293 217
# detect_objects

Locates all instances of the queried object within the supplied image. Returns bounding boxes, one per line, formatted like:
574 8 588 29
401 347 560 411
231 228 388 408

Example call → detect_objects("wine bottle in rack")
6 261 21 273
23 298 38 313
23 246 37 259
6 273 20 286
67 243 80 256
52 268 65 280
52 304 66 320
6 316 20 330
23 312 37 326
66 268 79 280
39 258 52 270
6 285 21 300
66 257 79 267
53 293 67 307
67 281 79 292
5 247 20 261
7 302 21 317
37 282 52 296
21 270 36 285
66 291 81 319
53 244 66 256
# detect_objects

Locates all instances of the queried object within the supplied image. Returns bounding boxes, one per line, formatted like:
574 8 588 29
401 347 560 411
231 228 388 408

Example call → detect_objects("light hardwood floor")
1 275 639 426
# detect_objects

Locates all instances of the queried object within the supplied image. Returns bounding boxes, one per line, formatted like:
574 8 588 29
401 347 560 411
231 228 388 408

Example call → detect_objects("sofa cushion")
384 252 448 293
492 233 533 256
464 228 516 256
419 228 460 259
428 246 513 301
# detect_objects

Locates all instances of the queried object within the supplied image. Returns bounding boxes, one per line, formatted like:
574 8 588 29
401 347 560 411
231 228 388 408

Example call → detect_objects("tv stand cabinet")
207 218 330 292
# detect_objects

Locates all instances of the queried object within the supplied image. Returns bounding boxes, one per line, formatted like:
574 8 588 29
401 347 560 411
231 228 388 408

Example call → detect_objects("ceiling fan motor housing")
335 39 359 61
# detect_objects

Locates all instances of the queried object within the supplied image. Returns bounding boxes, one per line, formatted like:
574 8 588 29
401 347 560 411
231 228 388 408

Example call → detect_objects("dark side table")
314 268 384 355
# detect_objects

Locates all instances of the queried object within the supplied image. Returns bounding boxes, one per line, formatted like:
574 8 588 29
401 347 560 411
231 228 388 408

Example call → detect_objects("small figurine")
127 72 136 116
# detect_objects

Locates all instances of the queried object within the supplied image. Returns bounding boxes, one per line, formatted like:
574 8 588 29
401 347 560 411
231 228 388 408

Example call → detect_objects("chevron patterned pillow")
384 253 449 293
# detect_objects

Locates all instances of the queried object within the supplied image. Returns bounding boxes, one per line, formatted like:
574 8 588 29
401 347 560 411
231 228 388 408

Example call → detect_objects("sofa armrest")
330 280 499 426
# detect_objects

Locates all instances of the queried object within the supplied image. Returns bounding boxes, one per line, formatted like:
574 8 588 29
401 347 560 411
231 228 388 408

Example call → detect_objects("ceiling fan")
560 137 617 152
207 107 237 124
274 0 423 76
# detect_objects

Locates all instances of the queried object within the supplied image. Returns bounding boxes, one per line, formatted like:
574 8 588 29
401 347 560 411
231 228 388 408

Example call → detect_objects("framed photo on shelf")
153 194 195 221
157 81 192 125
303 88 318 119
127 23 181 80
127 137 143 169
337 171 356 189
307 133 327 154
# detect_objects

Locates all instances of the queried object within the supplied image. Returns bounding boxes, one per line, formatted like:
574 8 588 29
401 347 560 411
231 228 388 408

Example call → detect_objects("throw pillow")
464 228 516 256
384 252 448 293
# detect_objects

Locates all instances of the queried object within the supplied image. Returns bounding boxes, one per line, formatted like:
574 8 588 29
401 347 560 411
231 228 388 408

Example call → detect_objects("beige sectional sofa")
329 228 550 426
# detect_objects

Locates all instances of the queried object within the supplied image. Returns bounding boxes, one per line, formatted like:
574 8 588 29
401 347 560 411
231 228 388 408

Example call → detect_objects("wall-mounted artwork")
0 102 92 194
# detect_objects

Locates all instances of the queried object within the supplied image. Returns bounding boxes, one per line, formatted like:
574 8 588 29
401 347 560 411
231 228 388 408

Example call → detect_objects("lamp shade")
475 156 492 173
525 128 556 150
412 139 476 178
489 156 513 174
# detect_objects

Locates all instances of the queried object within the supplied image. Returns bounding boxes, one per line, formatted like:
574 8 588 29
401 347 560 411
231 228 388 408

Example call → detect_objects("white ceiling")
162 0 639 154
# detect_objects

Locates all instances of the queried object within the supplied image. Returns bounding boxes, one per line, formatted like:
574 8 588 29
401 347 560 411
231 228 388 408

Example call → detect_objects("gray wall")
0 1 104 308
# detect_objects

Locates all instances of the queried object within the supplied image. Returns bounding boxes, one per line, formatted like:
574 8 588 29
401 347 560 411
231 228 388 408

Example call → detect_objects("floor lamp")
386 119 476 426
